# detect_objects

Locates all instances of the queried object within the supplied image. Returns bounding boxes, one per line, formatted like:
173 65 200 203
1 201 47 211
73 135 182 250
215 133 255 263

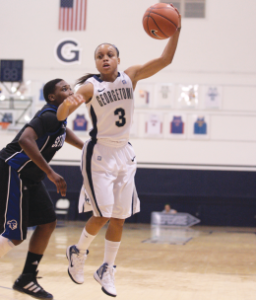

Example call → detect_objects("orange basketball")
143 3 179 40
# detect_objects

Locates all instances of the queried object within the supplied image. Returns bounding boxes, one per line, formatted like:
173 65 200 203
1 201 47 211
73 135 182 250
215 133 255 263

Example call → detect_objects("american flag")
59 0 87 31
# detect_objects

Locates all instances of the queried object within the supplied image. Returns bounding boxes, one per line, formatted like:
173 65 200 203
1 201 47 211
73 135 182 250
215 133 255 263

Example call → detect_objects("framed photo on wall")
154 83 174 108
177 84 199 109
134 83 154 108
203 86 222 109
188 114 210 139
165 113 187 139
67 106 91 135
143 112 164 138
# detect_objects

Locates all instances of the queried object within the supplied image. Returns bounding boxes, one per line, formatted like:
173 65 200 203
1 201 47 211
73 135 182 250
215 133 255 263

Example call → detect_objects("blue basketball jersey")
0 104 67 181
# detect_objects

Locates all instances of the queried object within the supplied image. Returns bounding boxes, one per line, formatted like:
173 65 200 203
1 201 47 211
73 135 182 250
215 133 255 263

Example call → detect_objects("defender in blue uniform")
0 79 84 300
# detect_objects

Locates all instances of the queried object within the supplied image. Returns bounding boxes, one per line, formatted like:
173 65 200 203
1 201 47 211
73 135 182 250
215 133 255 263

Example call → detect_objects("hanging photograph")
203 86 222 109
188 114 210 139
144 113 164 137
67 106 91 135
154 83 174 108
73 114 88 131
134 83 153 108
177 85 199 108
166 113 187 139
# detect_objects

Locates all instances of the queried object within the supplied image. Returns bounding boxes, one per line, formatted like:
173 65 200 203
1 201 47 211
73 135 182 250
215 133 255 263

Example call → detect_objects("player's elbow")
18 134 32 148
18 136 26 148
159 56 173 68
163 56 173 66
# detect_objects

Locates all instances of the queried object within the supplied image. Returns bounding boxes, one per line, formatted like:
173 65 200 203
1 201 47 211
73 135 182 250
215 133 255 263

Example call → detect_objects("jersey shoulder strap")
36 104 67 136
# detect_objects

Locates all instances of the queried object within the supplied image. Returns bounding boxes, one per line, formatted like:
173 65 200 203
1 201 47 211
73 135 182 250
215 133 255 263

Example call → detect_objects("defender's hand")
47 170 67 197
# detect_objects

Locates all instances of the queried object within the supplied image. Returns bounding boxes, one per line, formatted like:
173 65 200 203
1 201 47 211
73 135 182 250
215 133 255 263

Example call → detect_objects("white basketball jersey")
146 114 163 135
85 72 134 147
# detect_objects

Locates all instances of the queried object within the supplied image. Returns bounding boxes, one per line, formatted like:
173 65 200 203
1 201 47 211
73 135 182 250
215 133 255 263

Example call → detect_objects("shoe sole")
93 272 116 297
66 246 84 285
13 285 53 300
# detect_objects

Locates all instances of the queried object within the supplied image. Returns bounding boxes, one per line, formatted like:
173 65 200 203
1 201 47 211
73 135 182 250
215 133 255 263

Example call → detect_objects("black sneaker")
13 271 53 300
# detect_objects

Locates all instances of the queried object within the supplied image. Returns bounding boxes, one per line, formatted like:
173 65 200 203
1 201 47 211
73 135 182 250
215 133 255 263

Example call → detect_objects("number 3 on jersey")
114 108 126 127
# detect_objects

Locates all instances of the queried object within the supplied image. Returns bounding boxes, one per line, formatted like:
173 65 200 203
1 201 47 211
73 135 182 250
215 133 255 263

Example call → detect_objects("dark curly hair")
43 78 64 103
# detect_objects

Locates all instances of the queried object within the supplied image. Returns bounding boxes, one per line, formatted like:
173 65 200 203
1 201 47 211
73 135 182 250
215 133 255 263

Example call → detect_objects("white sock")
76 228 96 253
0 235 15 258
103 239 121 268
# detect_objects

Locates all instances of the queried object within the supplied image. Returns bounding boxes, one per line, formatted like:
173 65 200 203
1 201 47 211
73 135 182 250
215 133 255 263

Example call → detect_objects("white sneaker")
94 263 117 297
66 245 88 284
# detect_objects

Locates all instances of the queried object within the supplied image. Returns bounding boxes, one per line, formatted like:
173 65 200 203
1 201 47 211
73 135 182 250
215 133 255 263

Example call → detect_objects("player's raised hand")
170 3 181 29
63 94 85 108
47 170 67 197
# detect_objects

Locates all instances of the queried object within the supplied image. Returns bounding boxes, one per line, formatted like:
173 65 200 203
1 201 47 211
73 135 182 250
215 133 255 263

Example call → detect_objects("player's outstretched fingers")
169 3 180 16
64 94 85 108
71 94 85 107
55 176 66 196
55 178 61 195
74 94 85 105
175 8 180 15
59 177 67 197
47 170 66 196
64 95 77 107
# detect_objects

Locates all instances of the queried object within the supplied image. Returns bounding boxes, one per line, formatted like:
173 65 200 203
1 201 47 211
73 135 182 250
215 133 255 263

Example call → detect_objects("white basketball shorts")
80 139 140 219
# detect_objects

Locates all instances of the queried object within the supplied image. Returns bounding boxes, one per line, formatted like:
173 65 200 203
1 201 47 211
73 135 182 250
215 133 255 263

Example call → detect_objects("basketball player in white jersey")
57 6 181 297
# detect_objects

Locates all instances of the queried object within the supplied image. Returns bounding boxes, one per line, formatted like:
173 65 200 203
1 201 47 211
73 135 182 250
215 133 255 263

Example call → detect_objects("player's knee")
94 216 110 226
37 220 57 233
11 239 23 246
110 218 125 228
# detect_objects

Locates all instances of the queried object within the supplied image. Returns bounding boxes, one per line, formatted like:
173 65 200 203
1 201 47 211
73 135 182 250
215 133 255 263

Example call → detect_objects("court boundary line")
0 285 13 290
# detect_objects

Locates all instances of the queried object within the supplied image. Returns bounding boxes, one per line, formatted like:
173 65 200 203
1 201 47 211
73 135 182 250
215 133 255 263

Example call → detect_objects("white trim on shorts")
1 166 11 236
81 140 103 217
19 174 23 240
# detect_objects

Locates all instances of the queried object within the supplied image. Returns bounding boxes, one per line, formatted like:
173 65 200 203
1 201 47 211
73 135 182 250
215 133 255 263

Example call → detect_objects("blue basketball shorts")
0 159 56 240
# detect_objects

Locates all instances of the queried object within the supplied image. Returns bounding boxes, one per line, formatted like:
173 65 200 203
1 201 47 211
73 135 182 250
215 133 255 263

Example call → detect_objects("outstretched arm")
57 83 93 121
65 128 84 150
125 6 181 87
19 127 67 196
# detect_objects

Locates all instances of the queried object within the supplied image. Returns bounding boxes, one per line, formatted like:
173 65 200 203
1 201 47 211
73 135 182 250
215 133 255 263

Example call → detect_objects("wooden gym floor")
0 222 256 300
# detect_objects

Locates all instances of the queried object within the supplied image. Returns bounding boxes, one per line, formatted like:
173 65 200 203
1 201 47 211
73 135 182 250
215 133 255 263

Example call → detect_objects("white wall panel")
222 86 256 112
211 115 256 141
1 0 256 74
0 0 256 169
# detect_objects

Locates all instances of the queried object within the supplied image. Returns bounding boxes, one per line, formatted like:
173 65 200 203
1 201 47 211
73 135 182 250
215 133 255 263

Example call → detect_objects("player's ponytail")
76 74 100 86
